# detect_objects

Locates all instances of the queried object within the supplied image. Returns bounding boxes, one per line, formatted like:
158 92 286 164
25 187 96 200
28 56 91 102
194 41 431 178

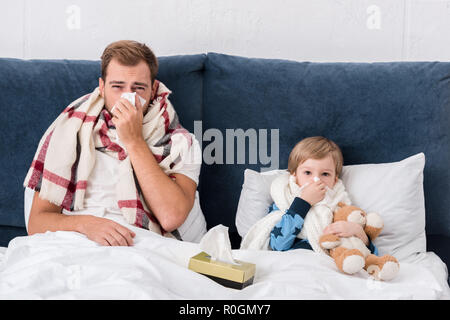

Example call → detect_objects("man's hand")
78 215 136 246
111 95 145 147
299 180 326 206
29 191 134 246
323 221 369 245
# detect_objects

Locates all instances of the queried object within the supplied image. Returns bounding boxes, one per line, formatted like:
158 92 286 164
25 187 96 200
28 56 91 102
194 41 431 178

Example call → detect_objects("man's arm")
112 96 196 232
28 191 79 234
28 191 135 246
126 140 196 232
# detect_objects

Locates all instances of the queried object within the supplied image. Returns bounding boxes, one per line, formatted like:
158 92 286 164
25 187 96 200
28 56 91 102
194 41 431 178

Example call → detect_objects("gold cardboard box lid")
188 251 256 284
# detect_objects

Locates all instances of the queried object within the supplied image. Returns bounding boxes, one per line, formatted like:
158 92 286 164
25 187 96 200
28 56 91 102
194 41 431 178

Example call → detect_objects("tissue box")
188 251 256 290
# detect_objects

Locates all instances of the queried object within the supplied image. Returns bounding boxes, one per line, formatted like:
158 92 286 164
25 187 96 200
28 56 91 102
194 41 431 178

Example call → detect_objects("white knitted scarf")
240 171 351 253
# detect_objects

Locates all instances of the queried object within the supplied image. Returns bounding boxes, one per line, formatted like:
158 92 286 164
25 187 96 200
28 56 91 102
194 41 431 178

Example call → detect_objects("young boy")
269 136 377 254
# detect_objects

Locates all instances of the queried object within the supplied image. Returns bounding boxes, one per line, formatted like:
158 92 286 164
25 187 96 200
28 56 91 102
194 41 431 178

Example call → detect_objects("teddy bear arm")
364 225 382 240
319 234 341 249
364 212 384 241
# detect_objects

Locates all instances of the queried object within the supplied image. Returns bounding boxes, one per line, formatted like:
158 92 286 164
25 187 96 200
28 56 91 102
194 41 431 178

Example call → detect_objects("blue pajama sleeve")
270 197 311 251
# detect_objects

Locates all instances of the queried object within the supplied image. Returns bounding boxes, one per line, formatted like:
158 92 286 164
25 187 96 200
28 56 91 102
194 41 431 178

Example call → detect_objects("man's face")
99 58 154 114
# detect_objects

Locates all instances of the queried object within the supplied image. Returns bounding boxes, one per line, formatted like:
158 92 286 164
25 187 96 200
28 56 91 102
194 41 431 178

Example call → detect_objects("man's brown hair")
100 40 158 84
287 136 344 176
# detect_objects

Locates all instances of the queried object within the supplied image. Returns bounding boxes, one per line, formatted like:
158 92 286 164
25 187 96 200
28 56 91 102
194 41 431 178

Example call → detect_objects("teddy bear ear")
337 202 346 208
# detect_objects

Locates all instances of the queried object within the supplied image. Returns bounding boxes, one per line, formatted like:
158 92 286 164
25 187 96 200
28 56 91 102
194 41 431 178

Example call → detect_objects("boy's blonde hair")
287 136 343 176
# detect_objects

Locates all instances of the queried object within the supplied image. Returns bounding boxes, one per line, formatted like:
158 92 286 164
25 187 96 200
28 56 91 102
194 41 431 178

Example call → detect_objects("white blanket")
0 216 449 299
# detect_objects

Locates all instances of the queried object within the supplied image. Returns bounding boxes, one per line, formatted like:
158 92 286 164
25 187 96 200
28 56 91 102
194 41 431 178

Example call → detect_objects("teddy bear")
319 202 399 281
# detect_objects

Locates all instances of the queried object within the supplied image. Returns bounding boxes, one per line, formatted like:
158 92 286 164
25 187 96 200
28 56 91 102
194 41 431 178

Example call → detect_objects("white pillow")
340 153 426 261
235 153 426 261
235 169 285 237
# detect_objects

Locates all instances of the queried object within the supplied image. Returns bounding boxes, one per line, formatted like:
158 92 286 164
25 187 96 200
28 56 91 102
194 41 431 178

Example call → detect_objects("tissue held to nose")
298 176 320 193
299 175 335 198
199 225 238 265
111 92 147 147
111 92 146 114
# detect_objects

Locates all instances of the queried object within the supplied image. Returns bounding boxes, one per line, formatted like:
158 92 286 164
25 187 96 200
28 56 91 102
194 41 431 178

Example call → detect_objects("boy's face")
294 155 338 189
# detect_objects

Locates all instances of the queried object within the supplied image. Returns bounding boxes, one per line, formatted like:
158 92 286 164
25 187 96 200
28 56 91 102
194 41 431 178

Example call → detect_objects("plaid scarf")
24 81 193 236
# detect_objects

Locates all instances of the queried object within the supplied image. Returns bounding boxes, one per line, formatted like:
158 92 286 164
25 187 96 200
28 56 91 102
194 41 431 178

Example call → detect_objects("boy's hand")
323 221 369 245
299 180 326 206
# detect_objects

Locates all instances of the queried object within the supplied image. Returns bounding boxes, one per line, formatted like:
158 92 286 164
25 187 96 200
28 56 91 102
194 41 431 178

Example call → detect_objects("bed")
1 218 448 299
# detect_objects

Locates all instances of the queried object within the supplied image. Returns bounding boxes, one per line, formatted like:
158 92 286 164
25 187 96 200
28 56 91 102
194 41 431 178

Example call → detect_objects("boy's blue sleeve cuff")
287 197 311 219
270 232 296 251
367 240 379 256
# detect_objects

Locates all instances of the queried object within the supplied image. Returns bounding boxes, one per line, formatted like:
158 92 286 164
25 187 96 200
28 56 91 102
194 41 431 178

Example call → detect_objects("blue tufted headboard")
1 53 449 268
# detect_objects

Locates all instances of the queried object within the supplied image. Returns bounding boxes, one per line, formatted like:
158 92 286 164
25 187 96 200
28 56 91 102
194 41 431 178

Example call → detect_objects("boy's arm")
323 221 378 255
323 221 369 244
270 197 311 251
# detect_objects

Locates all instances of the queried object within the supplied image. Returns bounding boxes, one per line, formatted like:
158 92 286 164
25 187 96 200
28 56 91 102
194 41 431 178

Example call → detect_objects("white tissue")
299 176 335 199
199 225 239 265
111 92 147 147
111 92 146 114
121 92 146 107
298 176 319 193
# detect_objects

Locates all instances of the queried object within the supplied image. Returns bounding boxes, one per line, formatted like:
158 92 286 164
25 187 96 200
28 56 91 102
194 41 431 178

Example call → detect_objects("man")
25 40 205 246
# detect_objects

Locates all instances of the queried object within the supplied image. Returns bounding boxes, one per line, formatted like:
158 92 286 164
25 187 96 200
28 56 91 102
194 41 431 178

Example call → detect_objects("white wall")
1 0 449 62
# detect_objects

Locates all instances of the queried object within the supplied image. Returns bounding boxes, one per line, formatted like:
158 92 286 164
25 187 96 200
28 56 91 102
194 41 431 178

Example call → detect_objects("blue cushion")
0 226 27 247
0 54 206 232
157 54 205 133
0 58 100 229
201 53 450 239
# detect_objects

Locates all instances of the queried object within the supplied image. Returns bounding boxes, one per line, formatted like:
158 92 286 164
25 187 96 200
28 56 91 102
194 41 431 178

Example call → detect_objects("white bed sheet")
0 216 449 300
